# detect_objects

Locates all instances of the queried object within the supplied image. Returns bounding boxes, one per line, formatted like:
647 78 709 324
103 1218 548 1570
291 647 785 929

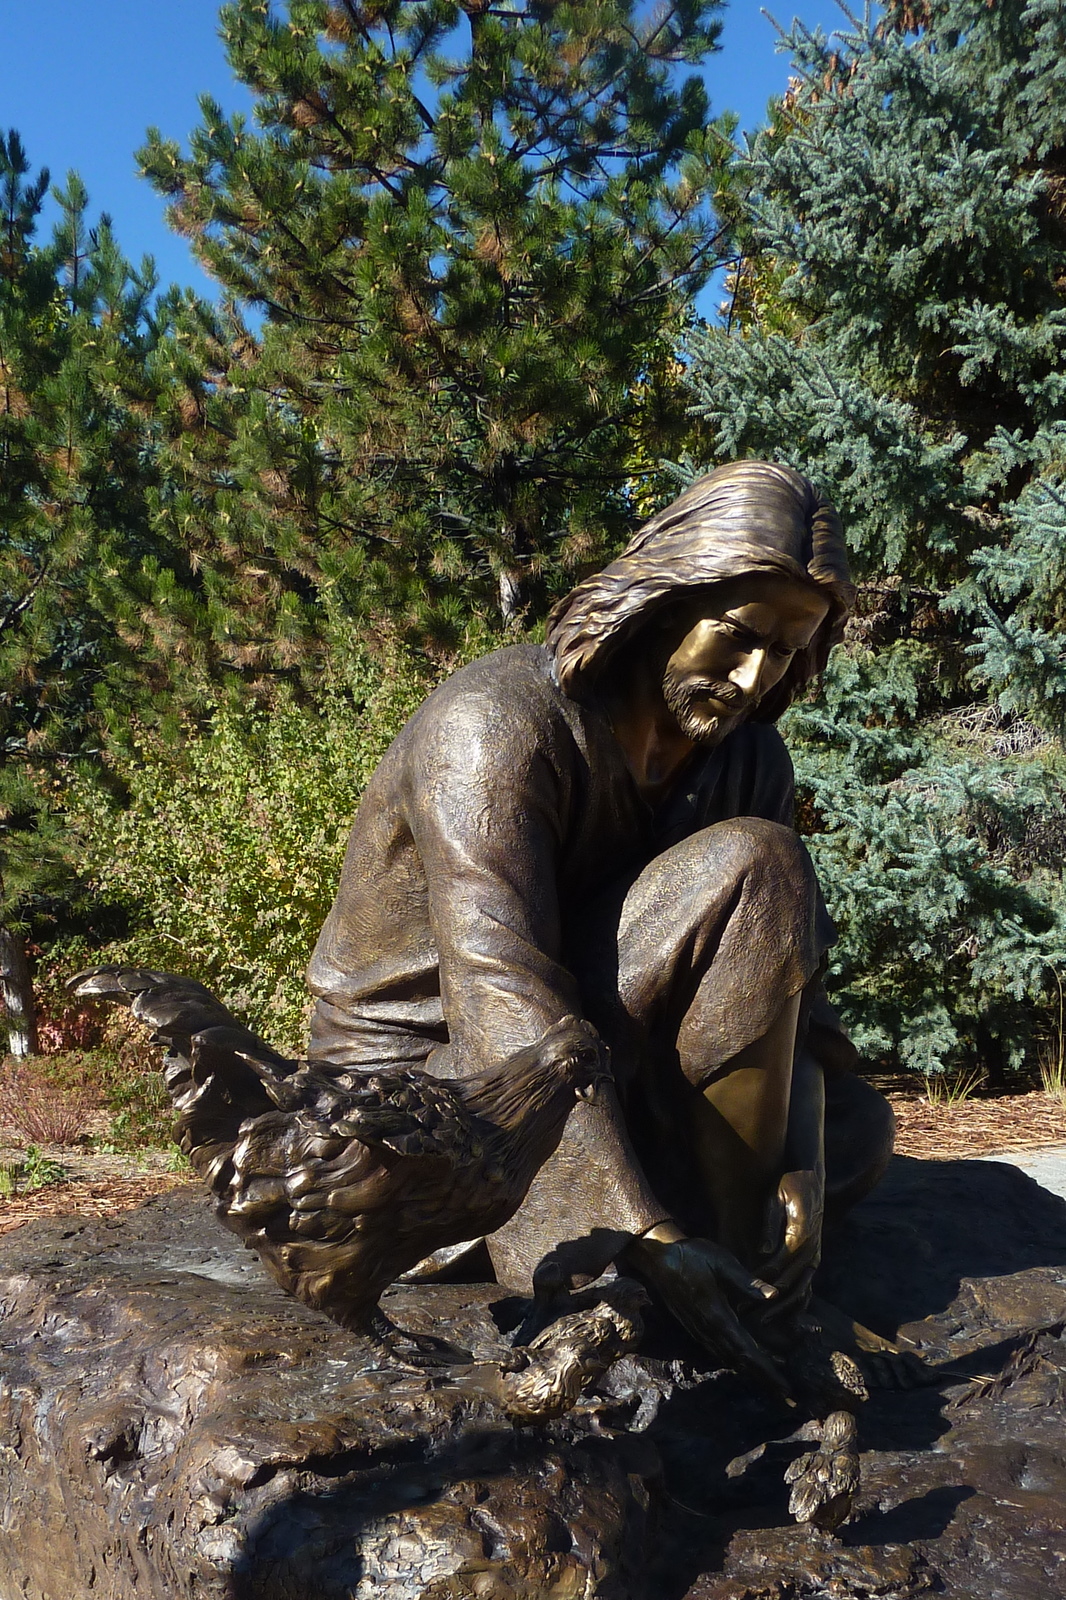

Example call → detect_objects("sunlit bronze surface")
308 460 895 1381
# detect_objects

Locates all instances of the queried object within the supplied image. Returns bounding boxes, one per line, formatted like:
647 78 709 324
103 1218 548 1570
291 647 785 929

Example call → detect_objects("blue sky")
0 0 852 305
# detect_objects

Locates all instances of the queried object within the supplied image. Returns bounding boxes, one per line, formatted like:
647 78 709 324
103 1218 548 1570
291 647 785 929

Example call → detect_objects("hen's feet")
366 1310 472 1370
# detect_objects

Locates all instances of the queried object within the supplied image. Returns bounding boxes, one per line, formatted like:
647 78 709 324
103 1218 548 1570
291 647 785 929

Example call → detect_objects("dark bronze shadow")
816 1153 1066 1335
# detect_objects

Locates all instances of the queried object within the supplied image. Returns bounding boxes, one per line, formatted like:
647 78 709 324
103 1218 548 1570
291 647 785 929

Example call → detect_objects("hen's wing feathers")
325 1073 478 1160
68 964 588 1359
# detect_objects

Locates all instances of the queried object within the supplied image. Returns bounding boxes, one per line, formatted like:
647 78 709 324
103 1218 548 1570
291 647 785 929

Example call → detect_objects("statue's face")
661 573 830 746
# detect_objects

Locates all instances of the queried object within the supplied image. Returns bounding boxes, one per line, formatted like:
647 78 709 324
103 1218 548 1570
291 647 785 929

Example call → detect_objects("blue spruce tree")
683 0 1066 1078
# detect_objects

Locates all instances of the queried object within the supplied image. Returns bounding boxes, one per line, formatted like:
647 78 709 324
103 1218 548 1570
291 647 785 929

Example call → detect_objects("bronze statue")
71 460 894 1405
483 1278 649 1425
67 966 606 1364
307 459 895 1387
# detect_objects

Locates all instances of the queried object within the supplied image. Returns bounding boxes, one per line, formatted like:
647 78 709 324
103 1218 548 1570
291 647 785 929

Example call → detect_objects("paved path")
980 1142 1066 1202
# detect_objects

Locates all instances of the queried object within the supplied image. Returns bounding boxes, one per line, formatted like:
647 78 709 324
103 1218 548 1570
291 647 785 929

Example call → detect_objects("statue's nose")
729 646 769 699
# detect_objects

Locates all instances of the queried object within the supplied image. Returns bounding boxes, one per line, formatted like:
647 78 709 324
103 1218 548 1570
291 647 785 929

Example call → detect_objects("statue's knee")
706 817 811 892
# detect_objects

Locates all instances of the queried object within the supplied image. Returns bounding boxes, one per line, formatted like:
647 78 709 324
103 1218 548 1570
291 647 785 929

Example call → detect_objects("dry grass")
1037 970 1066 1107
886 1084 1066 1161
1039 1029 1066 1110
1042 1064 1066 1110
921 1068 985 1109
0 1059 97 1146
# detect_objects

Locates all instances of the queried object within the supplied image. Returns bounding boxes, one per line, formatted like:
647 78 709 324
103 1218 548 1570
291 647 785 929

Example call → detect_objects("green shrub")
64 651 432 1054
0 1146 67 1198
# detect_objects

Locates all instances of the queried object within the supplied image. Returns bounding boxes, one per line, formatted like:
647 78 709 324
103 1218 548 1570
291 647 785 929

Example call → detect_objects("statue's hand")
759 1167 824 1320
632 1233 788 1396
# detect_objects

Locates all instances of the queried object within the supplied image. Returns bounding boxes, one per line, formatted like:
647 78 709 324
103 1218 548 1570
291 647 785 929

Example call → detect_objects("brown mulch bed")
884 1084 1066 1162
0 1171 198 1237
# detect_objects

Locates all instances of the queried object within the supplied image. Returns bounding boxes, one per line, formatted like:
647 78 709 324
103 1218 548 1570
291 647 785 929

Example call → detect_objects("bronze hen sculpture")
68 966 606 1364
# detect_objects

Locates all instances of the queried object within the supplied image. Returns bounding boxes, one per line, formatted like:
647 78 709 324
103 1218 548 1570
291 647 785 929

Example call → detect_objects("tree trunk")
975 1021 1006 1091
0 926 38 1058
498 566 522 627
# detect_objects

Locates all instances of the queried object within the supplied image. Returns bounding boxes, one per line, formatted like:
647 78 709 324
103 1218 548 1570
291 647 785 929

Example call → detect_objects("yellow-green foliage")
67 650 432 1053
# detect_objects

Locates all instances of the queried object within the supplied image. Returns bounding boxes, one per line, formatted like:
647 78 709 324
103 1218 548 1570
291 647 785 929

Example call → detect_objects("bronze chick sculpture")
784 1408 861 1533
443 1278 648 1425
68 966 606 1365
496 1280 648 1425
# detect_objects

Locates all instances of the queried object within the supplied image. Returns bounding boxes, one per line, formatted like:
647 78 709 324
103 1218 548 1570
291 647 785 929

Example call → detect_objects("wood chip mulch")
0 1172 198 1237
885 1087 1066 1162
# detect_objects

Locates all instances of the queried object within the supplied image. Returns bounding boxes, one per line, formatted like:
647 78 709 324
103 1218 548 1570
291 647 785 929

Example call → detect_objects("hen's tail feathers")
68 965 294 1079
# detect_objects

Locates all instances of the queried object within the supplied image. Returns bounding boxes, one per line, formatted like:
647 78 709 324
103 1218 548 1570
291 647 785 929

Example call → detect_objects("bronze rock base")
1 1154 1065 1599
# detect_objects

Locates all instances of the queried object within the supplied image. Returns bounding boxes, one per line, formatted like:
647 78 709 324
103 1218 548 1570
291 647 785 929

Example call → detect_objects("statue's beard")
661 668 752 745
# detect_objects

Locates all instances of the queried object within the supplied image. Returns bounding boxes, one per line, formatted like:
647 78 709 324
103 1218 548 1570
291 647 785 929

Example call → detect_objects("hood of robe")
546 459 854 723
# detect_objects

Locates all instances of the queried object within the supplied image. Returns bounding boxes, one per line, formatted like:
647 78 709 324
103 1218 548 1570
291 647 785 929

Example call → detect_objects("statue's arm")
403 692 672 1239
404 694 581 1073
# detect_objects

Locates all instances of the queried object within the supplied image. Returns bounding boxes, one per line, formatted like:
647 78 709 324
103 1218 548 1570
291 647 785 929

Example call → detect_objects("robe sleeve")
403 684 581 1073
402 684 669 1242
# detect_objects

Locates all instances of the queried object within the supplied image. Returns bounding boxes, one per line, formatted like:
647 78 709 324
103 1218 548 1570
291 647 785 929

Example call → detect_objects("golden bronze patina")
307 459 896 1388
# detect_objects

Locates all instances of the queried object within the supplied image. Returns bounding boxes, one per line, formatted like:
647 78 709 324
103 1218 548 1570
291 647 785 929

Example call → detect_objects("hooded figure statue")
548 458 853 709
307 461 894 1369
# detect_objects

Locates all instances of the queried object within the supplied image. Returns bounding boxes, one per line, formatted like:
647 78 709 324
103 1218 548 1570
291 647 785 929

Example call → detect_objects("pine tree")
1 123 469 1051
682 0 1066 1077
0 138 210 1050
1 133 75 1051
138 0 736 644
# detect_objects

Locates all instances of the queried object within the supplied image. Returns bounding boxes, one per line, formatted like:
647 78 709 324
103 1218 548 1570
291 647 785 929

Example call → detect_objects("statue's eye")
722 621 756 645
